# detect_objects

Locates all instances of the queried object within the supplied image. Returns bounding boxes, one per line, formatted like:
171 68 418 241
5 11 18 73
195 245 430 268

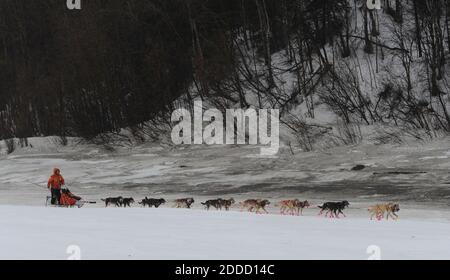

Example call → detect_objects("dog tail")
101 199 106 201
318 205 323 209
201 202 206 205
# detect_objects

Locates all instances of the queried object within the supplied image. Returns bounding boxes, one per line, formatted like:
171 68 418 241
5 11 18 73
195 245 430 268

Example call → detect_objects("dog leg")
329 211 334 218
376 212 383 221
389 212 397 220
333 210 339 219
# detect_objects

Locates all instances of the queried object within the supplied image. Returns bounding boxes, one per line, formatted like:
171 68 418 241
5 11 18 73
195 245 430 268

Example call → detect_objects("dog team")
100 196 400 220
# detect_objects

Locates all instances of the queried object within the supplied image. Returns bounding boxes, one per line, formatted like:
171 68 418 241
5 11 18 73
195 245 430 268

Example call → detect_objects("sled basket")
45 188 96 208
45 196 86 208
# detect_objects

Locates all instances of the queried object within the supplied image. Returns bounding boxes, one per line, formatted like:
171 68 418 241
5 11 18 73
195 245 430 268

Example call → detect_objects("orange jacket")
48 169 65 190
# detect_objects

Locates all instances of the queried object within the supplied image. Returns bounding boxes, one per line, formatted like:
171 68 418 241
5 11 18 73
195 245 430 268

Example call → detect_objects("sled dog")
101 196 123 207
318 201 350 218
120 197 135 208
139 197 166 208
219 198 235 211
174 198 195 209
278 199 310 216
368 203 400 220
240 199 271 214
201 199 223 210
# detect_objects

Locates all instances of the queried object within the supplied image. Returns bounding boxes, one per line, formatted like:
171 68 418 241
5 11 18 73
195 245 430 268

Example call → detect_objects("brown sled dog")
368 203 400 220
278 199 310 216
174 198 195 209
240 199 271 214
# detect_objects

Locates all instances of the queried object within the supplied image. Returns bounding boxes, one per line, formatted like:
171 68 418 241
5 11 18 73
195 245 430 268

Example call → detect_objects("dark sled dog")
318 200 350 218
101 196 123 207
219 198 235 211
201 199 223 210
139 197 166 208
120 197 135 208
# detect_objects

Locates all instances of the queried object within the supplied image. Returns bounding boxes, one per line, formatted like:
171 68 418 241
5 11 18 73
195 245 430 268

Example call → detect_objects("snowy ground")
0 137 450 208
1 137 450 259
1 206 450 260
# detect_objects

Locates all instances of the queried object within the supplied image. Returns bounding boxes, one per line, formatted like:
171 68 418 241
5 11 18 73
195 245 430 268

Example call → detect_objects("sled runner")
45 188 96 208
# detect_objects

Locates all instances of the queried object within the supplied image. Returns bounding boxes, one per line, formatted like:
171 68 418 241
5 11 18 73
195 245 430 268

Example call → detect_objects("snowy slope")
1 206 450 260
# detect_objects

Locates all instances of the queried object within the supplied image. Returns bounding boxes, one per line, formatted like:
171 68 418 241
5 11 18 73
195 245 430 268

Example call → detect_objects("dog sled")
45 188 96 208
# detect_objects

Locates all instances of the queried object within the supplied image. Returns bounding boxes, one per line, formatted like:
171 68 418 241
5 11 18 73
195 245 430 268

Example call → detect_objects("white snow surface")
1 205 450 260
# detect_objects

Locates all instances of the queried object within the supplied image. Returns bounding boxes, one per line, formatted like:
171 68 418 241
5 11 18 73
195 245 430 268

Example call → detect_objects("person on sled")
60 188 84 208
47 168 65 205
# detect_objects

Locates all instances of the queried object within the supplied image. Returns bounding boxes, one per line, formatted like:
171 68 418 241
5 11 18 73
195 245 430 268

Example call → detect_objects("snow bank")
1 206 449 260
